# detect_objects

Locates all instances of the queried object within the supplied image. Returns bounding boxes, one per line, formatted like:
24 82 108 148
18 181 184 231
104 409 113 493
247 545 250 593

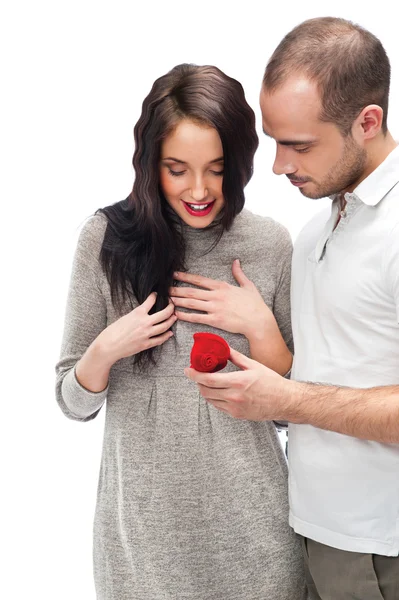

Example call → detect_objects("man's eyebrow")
262 129 316 146
162 156 224 164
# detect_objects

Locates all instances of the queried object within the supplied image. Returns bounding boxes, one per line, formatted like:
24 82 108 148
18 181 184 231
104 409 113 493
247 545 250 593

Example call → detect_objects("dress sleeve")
273 224 294 355
55 216 109 421
272 225 293 432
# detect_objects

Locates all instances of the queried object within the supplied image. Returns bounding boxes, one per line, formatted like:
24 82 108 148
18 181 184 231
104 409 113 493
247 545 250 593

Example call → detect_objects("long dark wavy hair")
97 63 258 367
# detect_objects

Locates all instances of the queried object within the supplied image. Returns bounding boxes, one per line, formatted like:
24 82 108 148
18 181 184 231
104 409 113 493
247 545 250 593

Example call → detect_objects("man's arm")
288 380 399 443
184 348 399 444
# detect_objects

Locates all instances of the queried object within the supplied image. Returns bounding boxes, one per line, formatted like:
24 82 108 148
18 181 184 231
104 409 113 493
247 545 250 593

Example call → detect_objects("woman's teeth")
188 203 210 211
183 200 215 216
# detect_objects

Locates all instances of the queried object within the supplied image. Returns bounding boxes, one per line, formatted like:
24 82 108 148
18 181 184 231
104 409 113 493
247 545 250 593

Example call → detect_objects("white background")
1 1 398 598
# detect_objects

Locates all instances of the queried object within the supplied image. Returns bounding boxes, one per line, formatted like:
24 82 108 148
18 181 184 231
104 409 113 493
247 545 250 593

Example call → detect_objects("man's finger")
228 347 255 371
198 384 230 401
184 367 238 388
206 400 231 415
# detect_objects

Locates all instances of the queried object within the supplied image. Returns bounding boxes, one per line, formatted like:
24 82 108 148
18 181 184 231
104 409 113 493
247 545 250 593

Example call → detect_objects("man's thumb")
228 346 254 370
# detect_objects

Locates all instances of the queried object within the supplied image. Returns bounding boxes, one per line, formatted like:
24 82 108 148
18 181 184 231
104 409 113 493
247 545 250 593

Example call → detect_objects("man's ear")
352 104 383 142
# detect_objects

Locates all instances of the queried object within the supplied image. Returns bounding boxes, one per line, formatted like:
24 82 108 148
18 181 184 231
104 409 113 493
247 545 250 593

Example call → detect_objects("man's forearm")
287 381 399 443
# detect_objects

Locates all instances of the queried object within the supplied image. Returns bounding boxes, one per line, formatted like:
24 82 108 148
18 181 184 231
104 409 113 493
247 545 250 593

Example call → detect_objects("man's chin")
298 187 327 200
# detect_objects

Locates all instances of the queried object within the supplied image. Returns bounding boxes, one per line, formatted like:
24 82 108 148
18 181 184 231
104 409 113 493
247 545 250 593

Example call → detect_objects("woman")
56 63 307 599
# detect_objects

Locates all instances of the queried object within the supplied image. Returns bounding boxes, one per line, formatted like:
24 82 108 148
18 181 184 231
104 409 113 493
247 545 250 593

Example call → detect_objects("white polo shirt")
289 144 399 556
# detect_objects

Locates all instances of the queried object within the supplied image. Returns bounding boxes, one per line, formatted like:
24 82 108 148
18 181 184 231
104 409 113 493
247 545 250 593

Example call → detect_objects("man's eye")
295 147 310 154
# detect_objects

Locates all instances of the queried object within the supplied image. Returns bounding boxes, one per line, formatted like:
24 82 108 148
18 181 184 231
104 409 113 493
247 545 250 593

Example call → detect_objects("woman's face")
159 120 225 228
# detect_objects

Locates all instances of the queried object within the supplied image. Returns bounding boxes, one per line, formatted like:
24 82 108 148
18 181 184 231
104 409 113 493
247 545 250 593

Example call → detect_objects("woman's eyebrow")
162 157 186 163
162 156 224 164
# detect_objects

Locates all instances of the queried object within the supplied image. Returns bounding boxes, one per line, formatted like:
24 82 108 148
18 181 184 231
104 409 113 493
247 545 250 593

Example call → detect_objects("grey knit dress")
56 208 307 600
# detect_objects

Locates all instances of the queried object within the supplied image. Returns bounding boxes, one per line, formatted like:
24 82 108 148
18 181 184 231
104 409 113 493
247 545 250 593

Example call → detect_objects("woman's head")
99 64 257 368
131 63 258 229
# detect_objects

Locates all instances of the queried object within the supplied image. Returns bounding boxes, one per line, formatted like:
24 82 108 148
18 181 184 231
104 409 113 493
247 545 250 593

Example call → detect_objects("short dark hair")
263 17 391 135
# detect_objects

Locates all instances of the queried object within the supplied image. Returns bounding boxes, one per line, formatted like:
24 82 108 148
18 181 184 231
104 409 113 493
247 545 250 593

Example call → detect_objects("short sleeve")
383 222 399 322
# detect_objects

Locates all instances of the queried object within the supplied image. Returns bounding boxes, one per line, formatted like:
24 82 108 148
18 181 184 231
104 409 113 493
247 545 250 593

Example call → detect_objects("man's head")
260 17 391 198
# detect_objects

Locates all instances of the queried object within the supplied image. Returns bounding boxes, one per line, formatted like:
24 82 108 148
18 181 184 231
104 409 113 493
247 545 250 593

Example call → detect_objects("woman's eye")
168 169 186 177
211 170 224 176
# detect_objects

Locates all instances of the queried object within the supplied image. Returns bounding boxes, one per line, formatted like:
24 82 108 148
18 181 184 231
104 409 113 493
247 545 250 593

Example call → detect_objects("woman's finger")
169 286 210 300
170 297 209 312
173 271 222 290
149 301 175 325
150 313 177 337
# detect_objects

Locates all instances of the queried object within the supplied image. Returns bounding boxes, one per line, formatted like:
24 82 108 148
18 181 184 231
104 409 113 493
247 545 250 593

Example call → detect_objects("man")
184 17 399 600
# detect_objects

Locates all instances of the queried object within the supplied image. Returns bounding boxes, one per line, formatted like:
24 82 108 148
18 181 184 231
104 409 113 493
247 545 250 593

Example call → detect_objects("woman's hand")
76 293 176 393
170 260 292 375
95 292 176 366
170 260 271 337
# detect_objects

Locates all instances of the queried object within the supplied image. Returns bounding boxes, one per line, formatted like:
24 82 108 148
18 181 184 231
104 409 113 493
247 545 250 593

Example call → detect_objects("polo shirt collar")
331 144 399 207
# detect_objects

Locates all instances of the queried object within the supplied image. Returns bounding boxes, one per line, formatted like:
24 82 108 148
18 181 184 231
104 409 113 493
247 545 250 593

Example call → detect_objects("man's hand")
184 346 295 421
